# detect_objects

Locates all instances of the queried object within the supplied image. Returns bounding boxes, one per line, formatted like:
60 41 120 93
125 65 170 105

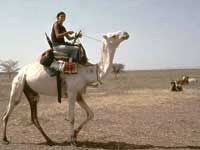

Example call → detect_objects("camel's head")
99 31 129 78
102 31 129 49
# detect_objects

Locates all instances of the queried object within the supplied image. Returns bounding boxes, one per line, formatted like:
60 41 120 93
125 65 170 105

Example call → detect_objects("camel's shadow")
38 140 200 149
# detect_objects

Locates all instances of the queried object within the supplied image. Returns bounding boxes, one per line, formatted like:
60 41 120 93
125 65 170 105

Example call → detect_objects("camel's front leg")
68 91 77 145
74 94 94 138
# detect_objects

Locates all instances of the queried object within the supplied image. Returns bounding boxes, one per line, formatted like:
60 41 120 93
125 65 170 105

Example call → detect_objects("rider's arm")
54 23 73 39
63 26 75 41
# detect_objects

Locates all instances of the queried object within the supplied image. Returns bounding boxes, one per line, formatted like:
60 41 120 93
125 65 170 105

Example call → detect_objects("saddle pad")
64 63 78 74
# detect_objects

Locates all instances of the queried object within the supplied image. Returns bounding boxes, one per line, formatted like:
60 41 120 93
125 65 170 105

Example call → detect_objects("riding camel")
2 31 129 145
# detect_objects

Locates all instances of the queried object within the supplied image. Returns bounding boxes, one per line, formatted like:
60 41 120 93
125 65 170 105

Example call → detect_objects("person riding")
51 11 87 64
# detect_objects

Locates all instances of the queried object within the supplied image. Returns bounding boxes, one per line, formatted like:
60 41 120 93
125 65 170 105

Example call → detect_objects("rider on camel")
51 11 87 64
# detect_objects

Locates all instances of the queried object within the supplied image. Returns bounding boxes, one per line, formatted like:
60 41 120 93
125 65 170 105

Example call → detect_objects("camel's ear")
103 34 108 39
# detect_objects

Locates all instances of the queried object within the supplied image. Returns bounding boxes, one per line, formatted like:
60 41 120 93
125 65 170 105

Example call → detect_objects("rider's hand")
67 31 74 35
64 32 69 36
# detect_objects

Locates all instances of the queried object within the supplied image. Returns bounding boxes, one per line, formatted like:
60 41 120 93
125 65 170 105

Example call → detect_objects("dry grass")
0 69 200 150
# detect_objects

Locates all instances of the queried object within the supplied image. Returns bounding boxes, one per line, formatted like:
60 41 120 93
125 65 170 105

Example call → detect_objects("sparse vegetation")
0 69 200 149
112 63 125 79
0 59 19 80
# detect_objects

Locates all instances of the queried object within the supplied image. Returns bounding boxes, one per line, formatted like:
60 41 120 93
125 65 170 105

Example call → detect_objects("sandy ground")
0 69 200 150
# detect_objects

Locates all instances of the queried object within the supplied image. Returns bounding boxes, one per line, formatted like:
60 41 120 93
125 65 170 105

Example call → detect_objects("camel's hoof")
70 136 77 146
46 140 55 146
65 117 69 121
2 139 10 145
70 140 77 146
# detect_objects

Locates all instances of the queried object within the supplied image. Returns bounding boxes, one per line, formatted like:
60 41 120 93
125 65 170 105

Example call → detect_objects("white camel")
2 31 129 145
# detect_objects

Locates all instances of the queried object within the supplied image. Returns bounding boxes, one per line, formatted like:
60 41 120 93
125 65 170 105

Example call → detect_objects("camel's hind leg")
23 82 54 146
2 76 24 144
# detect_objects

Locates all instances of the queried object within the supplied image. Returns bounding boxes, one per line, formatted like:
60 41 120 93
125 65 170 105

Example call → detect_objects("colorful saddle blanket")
40 49 78 77
46 62 78 77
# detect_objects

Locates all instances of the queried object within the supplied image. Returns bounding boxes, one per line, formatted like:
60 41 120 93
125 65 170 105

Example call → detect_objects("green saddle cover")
46 67 57 77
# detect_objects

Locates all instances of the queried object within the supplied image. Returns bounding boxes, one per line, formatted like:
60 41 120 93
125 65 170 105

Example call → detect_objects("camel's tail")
3 67 27 117
11 67 27 102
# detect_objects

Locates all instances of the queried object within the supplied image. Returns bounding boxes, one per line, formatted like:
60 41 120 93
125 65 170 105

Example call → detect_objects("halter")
77 32 103 85
83 64 103 85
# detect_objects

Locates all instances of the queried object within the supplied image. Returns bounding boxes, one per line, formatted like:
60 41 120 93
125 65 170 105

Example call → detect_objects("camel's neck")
98 40 116 80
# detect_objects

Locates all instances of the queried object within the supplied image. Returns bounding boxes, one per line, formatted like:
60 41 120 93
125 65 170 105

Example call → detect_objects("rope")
82 34 101 42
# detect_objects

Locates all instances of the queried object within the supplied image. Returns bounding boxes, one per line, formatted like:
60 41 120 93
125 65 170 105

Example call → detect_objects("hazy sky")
0 0 199 70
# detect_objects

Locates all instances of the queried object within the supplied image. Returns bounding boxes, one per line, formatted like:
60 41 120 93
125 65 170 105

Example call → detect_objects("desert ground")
0 69 200 150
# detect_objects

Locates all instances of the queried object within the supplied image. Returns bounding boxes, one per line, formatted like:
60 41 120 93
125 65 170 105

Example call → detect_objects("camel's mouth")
121 32 129 40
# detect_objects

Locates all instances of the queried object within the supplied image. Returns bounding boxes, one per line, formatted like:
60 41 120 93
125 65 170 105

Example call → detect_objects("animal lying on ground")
170 75 198 92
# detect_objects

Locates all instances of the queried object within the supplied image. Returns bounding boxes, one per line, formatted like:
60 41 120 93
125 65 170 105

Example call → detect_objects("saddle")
40 33 88 103
40 49 77 103
40 49 78 74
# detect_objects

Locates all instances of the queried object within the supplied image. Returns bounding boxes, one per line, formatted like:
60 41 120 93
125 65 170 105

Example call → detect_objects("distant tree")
112 63 125 79
0 59 19 80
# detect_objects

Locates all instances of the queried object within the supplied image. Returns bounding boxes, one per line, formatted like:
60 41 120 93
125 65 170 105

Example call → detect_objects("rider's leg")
53 45 80 62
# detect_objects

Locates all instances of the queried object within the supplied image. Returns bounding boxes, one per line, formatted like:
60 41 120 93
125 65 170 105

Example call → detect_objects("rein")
82 34 101 43
79 32 102 85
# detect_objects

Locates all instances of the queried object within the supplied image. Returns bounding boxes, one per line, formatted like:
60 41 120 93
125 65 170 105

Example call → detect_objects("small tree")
112 63 125 79
0 59 19 80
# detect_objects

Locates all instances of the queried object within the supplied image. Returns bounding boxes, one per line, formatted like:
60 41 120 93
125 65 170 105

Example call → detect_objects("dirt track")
0 69 200 150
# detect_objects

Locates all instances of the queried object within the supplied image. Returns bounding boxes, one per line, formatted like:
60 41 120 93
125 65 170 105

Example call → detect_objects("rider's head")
57 11 66 23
